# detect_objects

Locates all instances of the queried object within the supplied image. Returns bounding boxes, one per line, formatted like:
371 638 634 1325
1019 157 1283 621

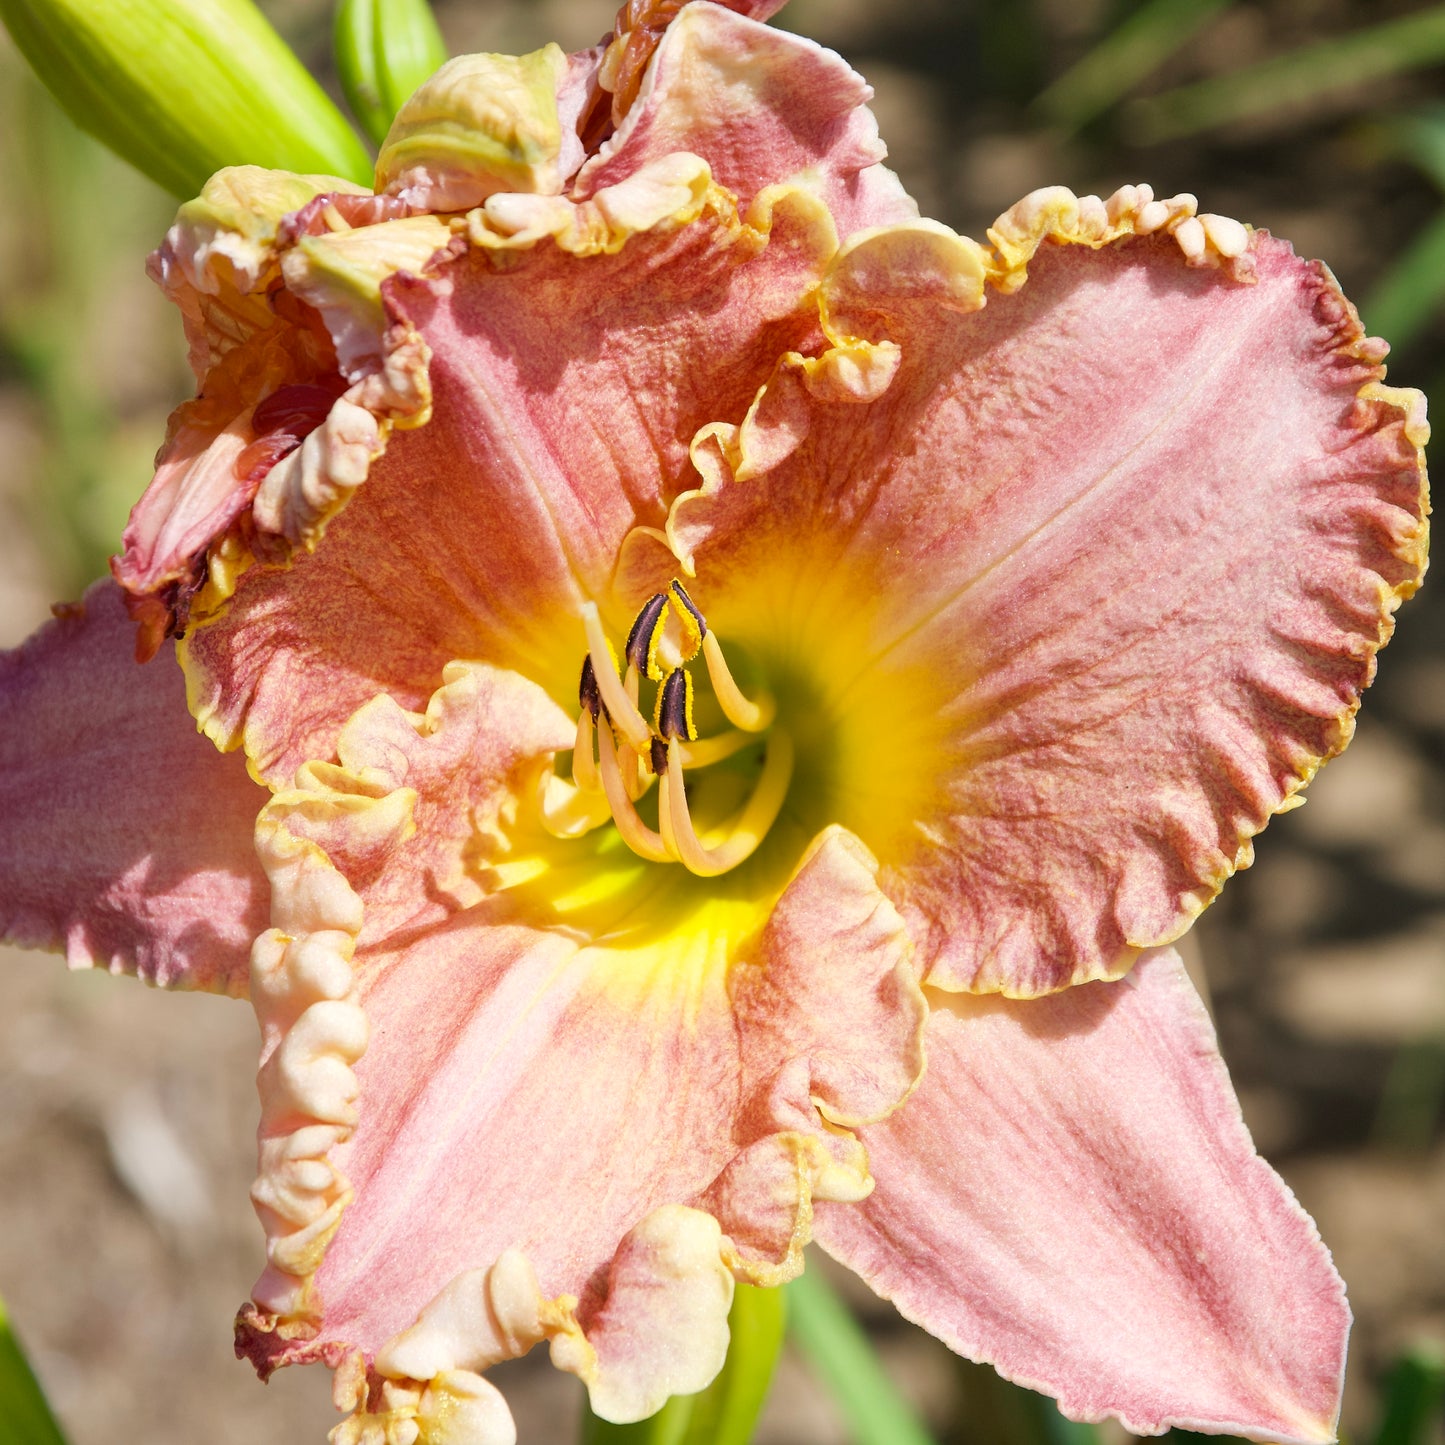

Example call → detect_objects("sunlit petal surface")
1 2 1429 1441
0 581 266 992
815 949 1349 1445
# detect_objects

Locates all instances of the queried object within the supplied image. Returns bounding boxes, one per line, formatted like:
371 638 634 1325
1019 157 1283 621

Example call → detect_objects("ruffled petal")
814 949 1350 1444
232 667 925 1429
118 173 435 661
577 2 918 235
666 189 1428 994
181 182 839 784
0 581 267 993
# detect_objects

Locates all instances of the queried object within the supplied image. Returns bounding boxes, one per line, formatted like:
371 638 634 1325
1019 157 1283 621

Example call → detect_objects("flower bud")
335 0 448 148
0 0 373 197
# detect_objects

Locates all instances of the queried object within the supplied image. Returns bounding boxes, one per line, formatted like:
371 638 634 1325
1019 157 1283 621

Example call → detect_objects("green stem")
1372 1344 1445 1445
785 1266 935 1445
0 1291 69 1445
582 1283 786 1445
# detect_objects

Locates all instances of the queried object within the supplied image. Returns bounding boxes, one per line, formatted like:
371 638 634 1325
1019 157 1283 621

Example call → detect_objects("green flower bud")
0 0 373 198
335 0 448 148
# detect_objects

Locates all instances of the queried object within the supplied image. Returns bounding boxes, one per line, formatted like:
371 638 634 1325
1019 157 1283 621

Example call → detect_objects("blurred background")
0 0 1443 1441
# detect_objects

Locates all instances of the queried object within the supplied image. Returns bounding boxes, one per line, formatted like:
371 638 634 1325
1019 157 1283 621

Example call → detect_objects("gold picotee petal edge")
981 189 1428 979
658 183 1429 998
230 658 925 1429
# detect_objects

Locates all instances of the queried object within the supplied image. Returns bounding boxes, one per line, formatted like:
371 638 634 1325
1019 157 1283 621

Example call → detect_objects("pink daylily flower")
0 1 1429 1441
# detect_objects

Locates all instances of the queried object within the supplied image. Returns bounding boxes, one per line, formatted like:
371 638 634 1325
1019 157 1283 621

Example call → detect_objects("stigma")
544 583 790 876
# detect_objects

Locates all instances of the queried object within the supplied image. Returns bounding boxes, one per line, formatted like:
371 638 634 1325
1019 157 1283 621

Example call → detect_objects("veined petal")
577 3 918 236
0 581 266 993
181 182 839 784
233 668 924 1428
665 188 1428 995
814 950 1350 1444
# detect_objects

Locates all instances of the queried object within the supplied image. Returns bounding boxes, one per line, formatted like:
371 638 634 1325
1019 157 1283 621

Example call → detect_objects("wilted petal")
0 581 266 993
670 192 1428 994
182 184 839 783
815 950 1350 1444
577 3 917 234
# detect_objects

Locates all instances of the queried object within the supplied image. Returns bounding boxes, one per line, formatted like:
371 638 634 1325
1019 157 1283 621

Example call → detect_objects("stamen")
701 632 775 733
578 656 602 720
597 722 673 862
676 729 753 769
661 729 794 877
538 770 613 838
669 580 707 640
571 708 601 793
617 739 652 800
624 592 670 681
581 602 653 751
654 668 697 742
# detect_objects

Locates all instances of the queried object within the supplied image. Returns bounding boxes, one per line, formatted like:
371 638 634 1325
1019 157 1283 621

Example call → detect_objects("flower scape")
0 0 1431 1441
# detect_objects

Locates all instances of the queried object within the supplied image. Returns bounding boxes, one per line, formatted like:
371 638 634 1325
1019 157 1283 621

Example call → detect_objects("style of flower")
0 2 1429 1442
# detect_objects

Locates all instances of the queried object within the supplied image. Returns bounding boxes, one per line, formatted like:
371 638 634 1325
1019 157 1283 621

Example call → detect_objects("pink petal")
234 666 924 1420
578 3 917 235
0 581 267 993
182 189 836 784
596 0 792 129
671 199 1427 994
814 949 1350 1444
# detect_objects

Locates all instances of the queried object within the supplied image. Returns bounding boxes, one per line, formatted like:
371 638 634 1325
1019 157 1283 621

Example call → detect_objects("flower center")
540 581 794 877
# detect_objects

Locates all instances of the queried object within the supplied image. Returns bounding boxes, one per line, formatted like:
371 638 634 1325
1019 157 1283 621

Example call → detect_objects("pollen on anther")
625 594 670 680
655 667 697 742
669 580 707 639
649 737 669 776
578 656 603 720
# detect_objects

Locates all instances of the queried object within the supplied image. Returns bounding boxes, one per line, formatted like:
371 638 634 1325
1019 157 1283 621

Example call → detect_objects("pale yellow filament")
571 710 601 793
660 730 794 877
676 729 752 769
581 603 652 751
538 770 613 839
597 723 673 863
701 632 775 733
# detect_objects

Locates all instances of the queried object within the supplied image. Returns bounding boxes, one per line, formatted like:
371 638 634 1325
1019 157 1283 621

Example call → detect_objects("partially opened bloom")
0 2 1430 1442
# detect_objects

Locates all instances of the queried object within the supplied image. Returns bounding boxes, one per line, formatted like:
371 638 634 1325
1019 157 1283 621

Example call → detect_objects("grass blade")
1032 0 1234 132
0 1292 69 1445
1125 5 1445 142
785 1266 935 1445
1361 208 1445 353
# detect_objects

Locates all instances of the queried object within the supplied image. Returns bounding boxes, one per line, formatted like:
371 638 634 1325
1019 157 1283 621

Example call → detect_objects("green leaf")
335 0 448 147
1032 0 1234 133
785 1264 935 1445
0 0 373 197
1124 4 1445 143
582 1284 787 1445
1373 1344 1445 1445
0 1291 69 1445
